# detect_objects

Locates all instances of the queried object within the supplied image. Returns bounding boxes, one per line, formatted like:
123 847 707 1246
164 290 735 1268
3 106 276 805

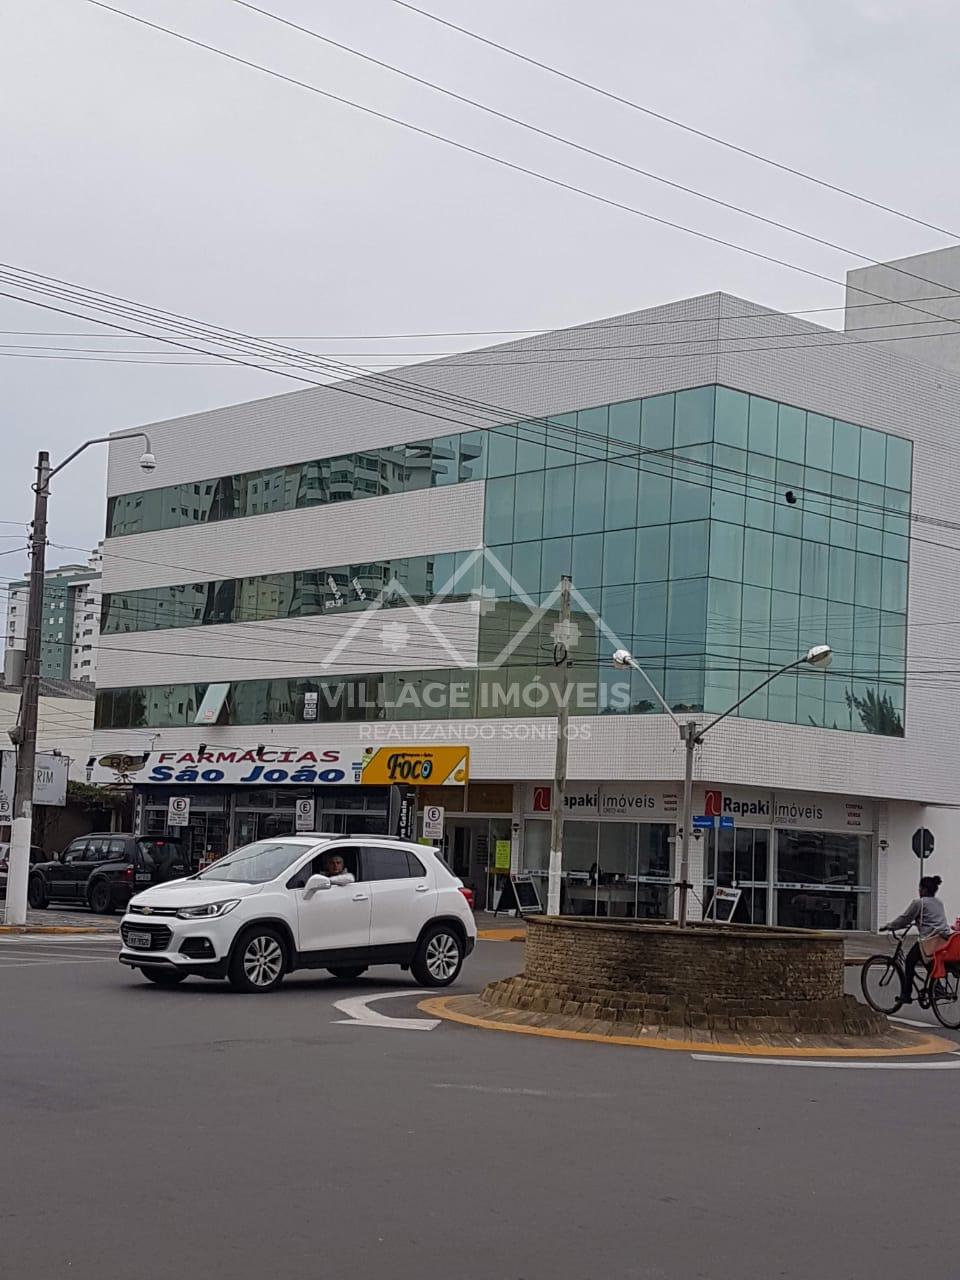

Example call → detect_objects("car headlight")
176 900 240 919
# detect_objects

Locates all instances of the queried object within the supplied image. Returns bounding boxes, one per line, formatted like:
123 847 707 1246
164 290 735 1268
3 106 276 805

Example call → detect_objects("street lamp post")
4 432 156 926
612 644 832 927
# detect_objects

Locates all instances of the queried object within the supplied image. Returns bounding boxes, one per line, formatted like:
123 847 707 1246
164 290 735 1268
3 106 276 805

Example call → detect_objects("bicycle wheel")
861 956 904 1015
931 970 960 1030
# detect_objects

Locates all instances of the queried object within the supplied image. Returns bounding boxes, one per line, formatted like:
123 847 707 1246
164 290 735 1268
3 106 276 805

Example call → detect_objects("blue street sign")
692 815 716 829
719 815 735 829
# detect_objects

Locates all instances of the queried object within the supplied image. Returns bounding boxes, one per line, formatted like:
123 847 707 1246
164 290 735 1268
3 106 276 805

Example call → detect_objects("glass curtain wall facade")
98 384 911 737
478 385 911 735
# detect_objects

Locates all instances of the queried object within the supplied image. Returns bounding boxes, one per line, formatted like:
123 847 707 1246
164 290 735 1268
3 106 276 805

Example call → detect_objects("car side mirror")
304 873 332 897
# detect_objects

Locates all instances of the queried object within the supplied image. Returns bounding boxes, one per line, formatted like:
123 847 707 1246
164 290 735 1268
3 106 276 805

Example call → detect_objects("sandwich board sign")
704 886 741 924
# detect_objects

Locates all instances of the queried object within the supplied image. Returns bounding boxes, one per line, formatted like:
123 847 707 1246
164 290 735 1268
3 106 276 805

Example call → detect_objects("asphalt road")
0 936 956 1280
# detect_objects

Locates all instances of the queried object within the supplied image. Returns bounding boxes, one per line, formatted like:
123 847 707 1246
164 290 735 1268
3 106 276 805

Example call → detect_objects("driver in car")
320 852 355 887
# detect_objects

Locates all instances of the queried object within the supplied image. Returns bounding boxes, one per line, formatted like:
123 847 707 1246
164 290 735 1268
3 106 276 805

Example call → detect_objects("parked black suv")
28 834 189 914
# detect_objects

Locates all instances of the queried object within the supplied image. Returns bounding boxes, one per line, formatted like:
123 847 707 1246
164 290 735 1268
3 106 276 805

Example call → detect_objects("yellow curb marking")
0 926 111 935
477 929 525 942
419 996 955 1059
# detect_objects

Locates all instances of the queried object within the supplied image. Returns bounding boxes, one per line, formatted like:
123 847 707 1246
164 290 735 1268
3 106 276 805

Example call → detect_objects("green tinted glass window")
572 533 604 588
748 396 777 457
832 421 861 478
709 522 744 583
608 400 642 450
884 433 912 489
640 393 675 451
604 458 639 531
635 525 670 583
573 461 607 534
669 521 709 580
540 538 572 593
714 387 748 449
743 528 773 589
777 404 805 464
675 386 715 448
542 467 575 538
603 529 636 586
485 426 516 478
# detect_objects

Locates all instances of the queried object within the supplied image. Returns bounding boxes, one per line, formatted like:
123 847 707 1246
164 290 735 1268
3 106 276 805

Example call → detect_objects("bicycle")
861 928 960 1030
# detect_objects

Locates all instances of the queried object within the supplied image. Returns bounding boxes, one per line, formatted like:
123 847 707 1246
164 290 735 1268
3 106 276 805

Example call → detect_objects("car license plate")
134 873 151 884
126 931 152 949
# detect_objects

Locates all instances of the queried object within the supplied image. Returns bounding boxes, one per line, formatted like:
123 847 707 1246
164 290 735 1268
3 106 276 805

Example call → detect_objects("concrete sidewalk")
0 904 119 933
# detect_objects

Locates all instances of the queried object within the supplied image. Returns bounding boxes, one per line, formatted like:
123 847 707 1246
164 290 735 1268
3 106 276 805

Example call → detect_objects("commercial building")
4 551 102 685
89 254 960 927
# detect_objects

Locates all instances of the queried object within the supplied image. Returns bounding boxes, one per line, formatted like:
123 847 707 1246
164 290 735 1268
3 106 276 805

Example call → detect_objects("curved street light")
611 644 832 926
4 432 157 925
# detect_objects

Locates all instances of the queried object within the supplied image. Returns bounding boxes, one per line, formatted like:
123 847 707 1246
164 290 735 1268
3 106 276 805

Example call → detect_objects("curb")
420 995 956 1059
477 928 525 942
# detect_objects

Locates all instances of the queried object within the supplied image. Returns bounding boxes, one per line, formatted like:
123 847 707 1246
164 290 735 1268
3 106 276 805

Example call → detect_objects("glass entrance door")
703 825 770 924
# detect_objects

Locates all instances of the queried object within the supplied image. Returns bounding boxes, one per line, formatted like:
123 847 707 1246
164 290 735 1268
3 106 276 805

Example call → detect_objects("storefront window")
775 829 872 931
520 819 671 919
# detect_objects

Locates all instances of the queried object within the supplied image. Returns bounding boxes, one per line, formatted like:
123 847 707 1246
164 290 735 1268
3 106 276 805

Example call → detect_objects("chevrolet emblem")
141 907 153 915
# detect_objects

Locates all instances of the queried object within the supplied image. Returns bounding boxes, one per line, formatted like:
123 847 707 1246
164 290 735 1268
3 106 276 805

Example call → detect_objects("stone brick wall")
523 917 844 1002
480 916 886 1037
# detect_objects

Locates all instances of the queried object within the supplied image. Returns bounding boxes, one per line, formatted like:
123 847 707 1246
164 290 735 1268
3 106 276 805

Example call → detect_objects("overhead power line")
4 288 960 341
391 0 960 241
0 264 935 524
229 0 960 316
7 265 960 555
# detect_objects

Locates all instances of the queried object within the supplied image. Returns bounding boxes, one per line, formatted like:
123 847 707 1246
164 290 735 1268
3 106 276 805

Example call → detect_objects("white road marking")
433 1084 611 1098
333 990 440 1031
691 1051 960 1070
889 1015 937 1029
0 958 116 970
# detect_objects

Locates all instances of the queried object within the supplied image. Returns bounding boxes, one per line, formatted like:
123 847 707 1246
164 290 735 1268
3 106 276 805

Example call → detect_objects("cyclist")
881 875 953 1003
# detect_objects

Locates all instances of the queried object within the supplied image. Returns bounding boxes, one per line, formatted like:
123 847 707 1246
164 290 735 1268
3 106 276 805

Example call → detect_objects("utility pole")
547 575 572 916
5 452 50 925
676 720 697 929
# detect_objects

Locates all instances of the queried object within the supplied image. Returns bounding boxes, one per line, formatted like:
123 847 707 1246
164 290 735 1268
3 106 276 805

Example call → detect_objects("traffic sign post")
422 804 445 841
912 827 935 860
295 797 316 832
167 796 190 828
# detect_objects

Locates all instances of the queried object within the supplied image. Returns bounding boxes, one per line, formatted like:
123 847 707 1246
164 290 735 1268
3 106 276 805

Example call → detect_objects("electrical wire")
5 287 960 342
3 262 958 546
3 268 949 548
5 306 960 363
390 0 960 242
82 3 960 345
230 0 960 317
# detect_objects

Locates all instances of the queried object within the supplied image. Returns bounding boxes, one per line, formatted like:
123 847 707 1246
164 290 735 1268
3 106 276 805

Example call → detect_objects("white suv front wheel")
412 924 464 988
229 926 287 993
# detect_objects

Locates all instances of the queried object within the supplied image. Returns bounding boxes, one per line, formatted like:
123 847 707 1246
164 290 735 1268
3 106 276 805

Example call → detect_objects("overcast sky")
2 0 959 590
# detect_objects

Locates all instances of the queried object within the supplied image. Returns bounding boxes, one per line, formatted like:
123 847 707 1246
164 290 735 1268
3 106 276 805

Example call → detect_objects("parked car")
28 834 189 914
0 844 46 897
118 835 477 993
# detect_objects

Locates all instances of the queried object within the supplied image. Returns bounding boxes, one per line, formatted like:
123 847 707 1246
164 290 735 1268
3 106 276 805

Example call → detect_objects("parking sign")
295 797 316 832
422 805 445 840
167 796 190 827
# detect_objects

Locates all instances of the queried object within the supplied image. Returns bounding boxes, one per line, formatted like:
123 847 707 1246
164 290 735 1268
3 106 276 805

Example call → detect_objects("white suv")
118 835 477 993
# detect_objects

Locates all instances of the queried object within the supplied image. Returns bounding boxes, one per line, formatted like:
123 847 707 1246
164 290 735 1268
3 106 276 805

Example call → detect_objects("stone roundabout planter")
479 915 886 1038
